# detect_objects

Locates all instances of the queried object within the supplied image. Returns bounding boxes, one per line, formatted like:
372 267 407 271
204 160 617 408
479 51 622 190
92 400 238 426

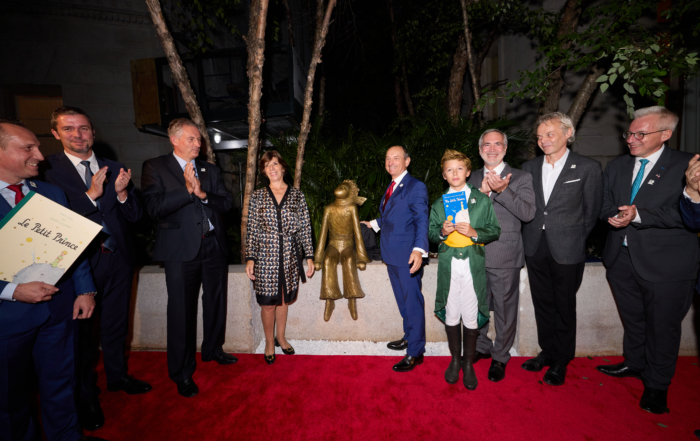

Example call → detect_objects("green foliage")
476 0 700 117
268 101 530 242
172 0 243 53
393 0 528 107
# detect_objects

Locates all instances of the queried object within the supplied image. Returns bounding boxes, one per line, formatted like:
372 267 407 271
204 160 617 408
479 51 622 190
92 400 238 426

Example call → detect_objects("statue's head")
334 180 366 206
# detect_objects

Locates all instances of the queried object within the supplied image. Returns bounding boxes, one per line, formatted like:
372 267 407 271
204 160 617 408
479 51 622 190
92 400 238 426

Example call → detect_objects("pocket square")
564 179 580 184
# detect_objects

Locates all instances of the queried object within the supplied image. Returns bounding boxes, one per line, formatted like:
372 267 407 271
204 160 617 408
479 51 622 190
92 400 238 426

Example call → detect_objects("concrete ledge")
127 261 699 356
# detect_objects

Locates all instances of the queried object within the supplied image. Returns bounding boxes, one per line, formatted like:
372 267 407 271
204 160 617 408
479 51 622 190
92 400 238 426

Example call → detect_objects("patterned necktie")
382 181 396 212
630 159 649 204
6 183 24 205
184 161 212 236
81 160 117 251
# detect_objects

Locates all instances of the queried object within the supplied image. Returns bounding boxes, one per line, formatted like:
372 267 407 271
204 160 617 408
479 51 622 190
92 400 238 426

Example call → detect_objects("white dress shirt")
173 153 214 232
0 179 31 302
369 170 427 256
542 148 570 206
64 150 127 205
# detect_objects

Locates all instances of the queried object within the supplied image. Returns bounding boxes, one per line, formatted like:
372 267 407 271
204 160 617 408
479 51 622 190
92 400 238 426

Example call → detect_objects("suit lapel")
618 155 635 205
546 152 578 206
384 173 408 214
531 156 546 208
632 148 670 203
167 154 187 186
0 194 11 217
195 160 210 193
56 152 90 191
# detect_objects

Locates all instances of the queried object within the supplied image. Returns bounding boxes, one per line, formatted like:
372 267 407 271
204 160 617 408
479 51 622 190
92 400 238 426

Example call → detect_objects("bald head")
0 122 44 183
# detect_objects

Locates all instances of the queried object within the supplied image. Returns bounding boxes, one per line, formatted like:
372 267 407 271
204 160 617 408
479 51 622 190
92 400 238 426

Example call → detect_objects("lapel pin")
571 164 576 169
400 184 403 187
655 174 660 178
201 168 205 172
29 181 37 188
470 198 476 204
648 180 655 185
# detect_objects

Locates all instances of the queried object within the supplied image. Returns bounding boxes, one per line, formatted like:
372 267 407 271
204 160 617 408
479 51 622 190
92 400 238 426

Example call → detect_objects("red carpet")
85 353 700 441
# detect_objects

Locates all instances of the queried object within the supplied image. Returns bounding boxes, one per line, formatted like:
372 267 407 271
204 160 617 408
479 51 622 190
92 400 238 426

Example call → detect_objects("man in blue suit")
0 120 100 441
45 107 151 431
362 146 429 372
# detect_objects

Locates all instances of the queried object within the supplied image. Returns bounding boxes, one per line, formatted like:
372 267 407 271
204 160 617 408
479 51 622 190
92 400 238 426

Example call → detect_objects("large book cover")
0 191 102 285
442 191 470 224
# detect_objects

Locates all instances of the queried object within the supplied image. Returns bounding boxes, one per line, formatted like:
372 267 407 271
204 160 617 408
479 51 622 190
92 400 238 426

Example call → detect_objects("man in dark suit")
597 106 699 414
141 118 235 398
468 129 536 382
361 145 430 372
521 112 603 386
0 120 101 441
44 106 151 430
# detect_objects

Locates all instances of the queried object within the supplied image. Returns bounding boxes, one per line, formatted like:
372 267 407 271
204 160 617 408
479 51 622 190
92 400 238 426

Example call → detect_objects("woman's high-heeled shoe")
274 337 295 355
264 353 275 364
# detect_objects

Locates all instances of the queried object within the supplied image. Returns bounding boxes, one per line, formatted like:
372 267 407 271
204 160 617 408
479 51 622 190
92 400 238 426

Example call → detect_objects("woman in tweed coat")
245 151 315 364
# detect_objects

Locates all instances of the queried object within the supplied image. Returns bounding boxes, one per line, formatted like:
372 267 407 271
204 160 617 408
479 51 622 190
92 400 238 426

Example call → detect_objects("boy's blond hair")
440 149 472 171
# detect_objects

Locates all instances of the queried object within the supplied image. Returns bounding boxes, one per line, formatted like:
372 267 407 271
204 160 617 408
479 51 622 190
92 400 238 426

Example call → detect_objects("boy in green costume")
429 150 500 390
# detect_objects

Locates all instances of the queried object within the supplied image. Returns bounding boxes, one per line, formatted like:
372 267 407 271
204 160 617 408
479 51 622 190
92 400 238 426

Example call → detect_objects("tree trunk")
388 0 414 117
567 64 605 127
241 0 270 261
293 0 337 189
394 77 405 117
283 0 294 47
447 35 468 121
318 74 326 128
459 0 481 112
145 0 215 164
539 0 583 116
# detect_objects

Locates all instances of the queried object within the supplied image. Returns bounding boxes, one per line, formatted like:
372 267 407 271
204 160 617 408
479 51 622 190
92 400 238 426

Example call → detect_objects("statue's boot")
324 299 335 322
462 325 479 390
444 324 461 384
348 298 358 320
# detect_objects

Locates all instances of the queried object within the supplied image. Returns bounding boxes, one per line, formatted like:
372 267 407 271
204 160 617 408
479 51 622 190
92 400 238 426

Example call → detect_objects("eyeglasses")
622 130 666 140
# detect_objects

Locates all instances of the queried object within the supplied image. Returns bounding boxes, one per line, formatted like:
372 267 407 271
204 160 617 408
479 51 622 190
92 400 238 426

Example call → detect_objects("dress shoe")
274 337 295 355
77 397 105 431
596 362 642 379
176 378 199 398
387 339 408 351
639 386 669 414
264 353 276 364
202 352 238 365
392 354 424 372
543 363 567 386
107 374 152 395
488 360 506 382
521 353 553 372
694 429 699 439
473 351 491 364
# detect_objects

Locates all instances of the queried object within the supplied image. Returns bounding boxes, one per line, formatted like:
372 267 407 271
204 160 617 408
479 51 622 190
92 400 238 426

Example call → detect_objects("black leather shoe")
488 360 506 382
203 352 238 365
639 386 669 414
596 362 642 379
264 353 275 364
387 339 408 351
77 397 105 431
176 378 199 398
473 351 491 364
107 374 152 395
274 337 295 355
521 353 553 372
543 363 567 386
392 355 424 372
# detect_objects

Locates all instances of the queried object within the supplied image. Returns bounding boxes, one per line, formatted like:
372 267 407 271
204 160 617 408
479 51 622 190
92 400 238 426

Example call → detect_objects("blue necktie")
630 159 649 204
81 160 116 251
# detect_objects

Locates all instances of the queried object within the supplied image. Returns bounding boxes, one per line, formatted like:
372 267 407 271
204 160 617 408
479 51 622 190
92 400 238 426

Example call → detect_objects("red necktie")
382 181 396 212
6 183 24 205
